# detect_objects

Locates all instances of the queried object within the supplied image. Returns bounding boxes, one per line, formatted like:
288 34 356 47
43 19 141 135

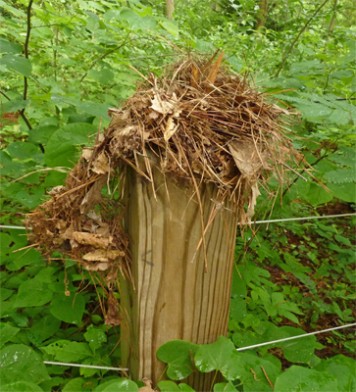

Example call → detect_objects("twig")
20 0 34 130
275 0 331 77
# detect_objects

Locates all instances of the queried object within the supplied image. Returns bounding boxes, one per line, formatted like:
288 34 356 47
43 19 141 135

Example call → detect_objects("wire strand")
42 323 356 372
236 323 356 352
1 212 355 232
43 360 129 372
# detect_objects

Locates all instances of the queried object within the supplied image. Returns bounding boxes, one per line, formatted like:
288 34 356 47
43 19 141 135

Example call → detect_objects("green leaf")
93 379 139 392
274 366 338 392
84 325 107 351
27 315 61 346
44 122 96 167
2 381 44 392
213 382 238 392
50 292 86 325
14 279 53 308
41 340 92 362
160 20 179 37
194 336 235 374
157 381 195 391
157 340 197 380
0 323 20 348
328 182 356 203
0 38 22 54
315 355 356 391
2 54 32 76
0 344 49 385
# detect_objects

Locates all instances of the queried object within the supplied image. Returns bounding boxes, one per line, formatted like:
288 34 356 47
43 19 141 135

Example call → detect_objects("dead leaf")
150 93 175 115
247 183 261 218
228 141 262 178
84 262 109 271
92 151 110 175
83 249 125 262
164 116 179 141
81 148 93 161
71 231 112 248
105 291 120 326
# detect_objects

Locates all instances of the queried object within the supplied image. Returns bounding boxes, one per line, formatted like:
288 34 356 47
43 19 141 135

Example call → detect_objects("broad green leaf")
50 293 86 325
315 355 356 391
0 323 20 348
328 182 356 203
14 279 53 308
274 365 338 392
1 99 28 113
2 381 44 392
93 378 139 392
0 344 49 385
0 38 22 54
160 20 179 37
6 142 43 163
84 325 107 351
157 340 197 380
62 378 87 392
41 340 92 362
194 336 235 373
213 382 238 392
157 381 195 391
27 315 61 346
2 54 32 76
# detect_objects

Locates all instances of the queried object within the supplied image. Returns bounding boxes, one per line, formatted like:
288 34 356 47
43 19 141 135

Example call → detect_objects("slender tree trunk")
328 0 338 34
256 0 268 30
166 0 174 20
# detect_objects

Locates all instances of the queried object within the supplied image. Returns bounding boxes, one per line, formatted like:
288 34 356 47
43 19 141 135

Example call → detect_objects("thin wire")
1 213 355 232
236 323 356 352
43 360 129 372
42 323 356 372
253 212 356 225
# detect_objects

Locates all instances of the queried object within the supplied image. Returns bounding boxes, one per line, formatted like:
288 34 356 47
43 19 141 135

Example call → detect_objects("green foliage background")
0 0 355 391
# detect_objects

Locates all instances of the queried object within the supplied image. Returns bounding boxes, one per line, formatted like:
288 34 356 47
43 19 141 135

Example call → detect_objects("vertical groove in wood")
120 165 239 389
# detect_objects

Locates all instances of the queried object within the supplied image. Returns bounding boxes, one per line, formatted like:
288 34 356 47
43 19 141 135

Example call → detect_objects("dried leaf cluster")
26 55 297 324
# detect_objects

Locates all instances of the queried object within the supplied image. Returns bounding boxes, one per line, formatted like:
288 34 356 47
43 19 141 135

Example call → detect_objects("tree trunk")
256 0 268 30
166 0 174 20
119 163 239 390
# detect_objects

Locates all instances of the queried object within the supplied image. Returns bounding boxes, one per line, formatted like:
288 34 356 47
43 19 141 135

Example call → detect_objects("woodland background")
0 0 355 391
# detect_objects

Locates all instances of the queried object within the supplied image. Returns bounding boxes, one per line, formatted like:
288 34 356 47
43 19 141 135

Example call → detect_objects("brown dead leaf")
83 249 125 262
247 183 261 219
71 231 112 248
164 116 179 141
150 93 176 115
84 262 109 271
105 291 120 326
92 151 110 175
228 141 262 178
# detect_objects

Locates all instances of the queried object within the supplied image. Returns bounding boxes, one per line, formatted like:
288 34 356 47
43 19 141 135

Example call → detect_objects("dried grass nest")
26 54 298 318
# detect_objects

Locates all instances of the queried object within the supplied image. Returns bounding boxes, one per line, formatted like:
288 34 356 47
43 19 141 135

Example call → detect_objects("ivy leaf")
0 344 49 386
157 340 197 380
274 366 338 392
2 54 32 76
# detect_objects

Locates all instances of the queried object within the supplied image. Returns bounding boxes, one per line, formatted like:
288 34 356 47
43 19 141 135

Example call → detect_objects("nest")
26 54 298 323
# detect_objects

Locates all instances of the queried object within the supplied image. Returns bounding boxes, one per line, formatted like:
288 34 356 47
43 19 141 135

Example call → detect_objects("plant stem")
20 0 34 130
274 0 331 77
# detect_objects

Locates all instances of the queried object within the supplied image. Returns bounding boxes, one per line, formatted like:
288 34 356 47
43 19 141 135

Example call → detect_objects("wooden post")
119 163 239 390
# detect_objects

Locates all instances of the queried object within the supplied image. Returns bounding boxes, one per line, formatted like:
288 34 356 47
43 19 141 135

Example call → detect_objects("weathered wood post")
27 56 293 391
119 163 239 389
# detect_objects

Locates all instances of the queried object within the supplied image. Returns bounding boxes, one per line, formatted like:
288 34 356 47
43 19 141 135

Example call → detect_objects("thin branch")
0 90 32 131
275 0 331 77
79 37 132 83
20 0 34 130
